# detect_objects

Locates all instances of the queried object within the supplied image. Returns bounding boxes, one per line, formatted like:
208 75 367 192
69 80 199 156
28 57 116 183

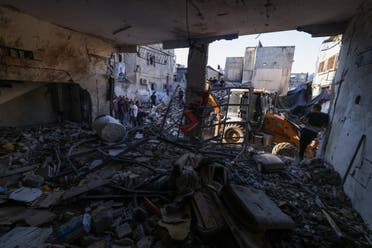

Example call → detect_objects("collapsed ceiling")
0 0 363 46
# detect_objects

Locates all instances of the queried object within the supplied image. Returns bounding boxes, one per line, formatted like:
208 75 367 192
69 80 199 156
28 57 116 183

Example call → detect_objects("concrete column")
186 42 209 103
323 1 372 230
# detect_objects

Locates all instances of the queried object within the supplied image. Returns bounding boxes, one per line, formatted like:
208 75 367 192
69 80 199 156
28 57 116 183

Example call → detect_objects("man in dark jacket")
299 104 329 161
150 92 156 106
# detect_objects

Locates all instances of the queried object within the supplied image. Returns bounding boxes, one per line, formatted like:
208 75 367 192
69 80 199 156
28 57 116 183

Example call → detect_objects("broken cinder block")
221 184 295 231
115 222 132 239
253 153 285 173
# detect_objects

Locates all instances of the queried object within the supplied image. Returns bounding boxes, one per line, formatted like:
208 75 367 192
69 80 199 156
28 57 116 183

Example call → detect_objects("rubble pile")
148 86 184 138
0 121 370 248
235 155 371 247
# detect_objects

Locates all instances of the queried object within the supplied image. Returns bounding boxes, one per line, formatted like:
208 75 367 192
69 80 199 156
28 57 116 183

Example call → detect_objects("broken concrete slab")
221 184 295 231
253 153 285 173
0 226 52 248
9 187 42 202
115 222 132 239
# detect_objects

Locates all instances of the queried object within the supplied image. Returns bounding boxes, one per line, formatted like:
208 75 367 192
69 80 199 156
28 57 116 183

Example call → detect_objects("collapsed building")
0 0 372 247
224 45 295 96
289 73 309 90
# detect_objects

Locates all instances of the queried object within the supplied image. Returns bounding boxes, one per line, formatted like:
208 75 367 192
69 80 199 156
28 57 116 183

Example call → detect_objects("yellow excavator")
182 85 316 158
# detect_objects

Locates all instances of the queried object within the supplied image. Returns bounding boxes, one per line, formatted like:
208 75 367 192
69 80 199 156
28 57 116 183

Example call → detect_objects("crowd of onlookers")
208 77 225 88
112 88 185 127
112 96 147 127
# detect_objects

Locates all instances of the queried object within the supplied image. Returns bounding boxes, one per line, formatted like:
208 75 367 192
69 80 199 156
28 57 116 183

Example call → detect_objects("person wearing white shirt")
130 101 138 126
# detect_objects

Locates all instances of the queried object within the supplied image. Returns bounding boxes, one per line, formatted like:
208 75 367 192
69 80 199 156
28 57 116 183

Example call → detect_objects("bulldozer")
181 85 316 158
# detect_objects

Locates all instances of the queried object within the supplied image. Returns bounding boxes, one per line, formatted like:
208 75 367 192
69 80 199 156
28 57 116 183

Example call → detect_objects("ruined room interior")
0 0 371 247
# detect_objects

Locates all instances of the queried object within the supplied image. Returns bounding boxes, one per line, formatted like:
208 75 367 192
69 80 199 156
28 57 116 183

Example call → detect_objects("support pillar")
181 42 209 141
186 42 209 104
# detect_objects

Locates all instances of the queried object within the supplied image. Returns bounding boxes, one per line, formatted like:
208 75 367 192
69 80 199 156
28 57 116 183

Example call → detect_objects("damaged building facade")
289 72 309 90
0 6 116 126
225 45 295 95
113 44 176 102
312 36 341 97
311 35 341 112
224 57 244 83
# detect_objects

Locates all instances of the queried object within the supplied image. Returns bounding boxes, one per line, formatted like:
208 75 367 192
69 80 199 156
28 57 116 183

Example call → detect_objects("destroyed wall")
119 45 175 102
251 46 295 95
224 57 244 82
0 6 115 125
242 47 256 83
324 1 372 230
289 73 308 90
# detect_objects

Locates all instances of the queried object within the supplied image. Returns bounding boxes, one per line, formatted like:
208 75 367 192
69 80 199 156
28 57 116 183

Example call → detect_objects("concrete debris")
0 227 52 248
253 153 285 173
9 187 42 202
115 222 132 239
0 114 370 247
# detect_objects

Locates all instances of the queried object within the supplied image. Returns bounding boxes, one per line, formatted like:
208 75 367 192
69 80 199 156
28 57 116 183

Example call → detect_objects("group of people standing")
208 77 225 88
112 96 145 127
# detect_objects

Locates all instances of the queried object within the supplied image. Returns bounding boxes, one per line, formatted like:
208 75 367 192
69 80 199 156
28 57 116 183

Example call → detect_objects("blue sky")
174 30 326 74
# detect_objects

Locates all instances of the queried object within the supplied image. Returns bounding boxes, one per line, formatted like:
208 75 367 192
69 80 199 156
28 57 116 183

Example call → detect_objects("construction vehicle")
181 85 316 158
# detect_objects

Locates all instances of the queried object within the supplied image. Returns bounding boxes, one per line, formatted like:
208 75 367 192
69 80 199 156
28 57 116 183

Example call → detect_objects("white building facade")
114 44 176 102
